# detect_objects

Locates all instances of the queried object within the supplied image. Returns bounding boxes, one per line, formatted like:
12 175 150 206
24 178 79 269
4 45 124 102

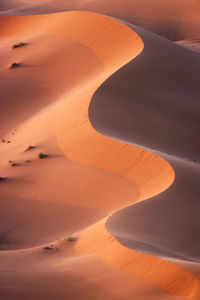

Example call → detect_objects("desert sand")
0 0 200 40
0 3 200 300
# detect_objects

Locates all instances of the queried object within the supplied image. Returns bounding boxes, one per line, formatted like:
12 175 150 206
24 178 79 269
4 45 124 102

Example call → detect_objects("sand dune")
0 12 142 249
90 24 200 161
0 32 101 137
88 21 200 263
0 8 200 300
0 0 200 40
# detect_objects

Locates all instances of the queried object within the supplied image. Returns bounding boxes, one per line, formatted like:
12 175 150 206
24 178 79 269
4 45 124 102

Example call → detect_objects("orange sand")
0 10 199 300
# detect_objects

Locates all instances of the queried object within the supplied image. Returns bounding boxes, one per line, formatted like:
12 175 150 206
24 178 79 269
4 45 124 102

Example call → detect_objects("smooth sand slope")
88 22 200 262
0 10 199 300
90 23 200 161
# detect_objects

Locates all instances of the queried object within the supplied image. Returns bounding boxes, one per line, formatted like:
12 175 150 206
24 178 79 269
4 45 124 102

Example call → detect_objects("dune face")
0 4 200 300
0 0 200 40
89 24 200 161
0 134 139 250
0 33 102 137
0 12 143 250
106 156 200 262
89 21 200 263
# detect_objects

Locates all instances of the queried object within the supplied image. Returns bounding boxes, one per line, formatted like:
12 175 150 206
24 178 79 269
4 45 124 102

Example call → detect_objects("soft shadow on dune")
0 32 103 137
0 128 139 250
89 23 200 161
0 196 103 250
87 20 200 263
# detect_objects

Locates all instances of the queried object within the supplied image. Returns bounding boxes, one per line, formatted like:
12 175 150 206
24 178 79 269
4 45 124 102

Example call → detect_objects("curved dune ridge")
0 10 199 300
0 0 200 41
90 20 200 263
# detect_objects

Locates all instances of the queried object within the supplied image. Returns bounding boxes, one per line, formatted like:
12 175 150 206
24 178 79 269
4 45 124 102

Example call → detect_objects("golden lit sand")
0 10 199 300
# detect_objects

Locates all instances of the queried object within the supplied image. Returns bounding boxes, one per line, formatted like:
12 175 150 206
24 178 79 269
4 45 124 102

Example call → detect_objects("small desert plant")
10 62 21 69
8 160 18 167
11 163 17 167
38 152 47 159
1 138 5 143
0 176 6 181
7 141 11 144
12 42 27 49
25 145 35 152
25 160 31 163
43 246 53 251
66 234 74 242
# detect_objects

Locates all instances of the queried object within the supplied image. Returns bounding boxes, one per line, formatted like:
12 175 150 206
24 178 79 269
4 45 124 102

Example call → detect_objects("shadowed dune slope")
89 24 200 161
87 21 200 262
